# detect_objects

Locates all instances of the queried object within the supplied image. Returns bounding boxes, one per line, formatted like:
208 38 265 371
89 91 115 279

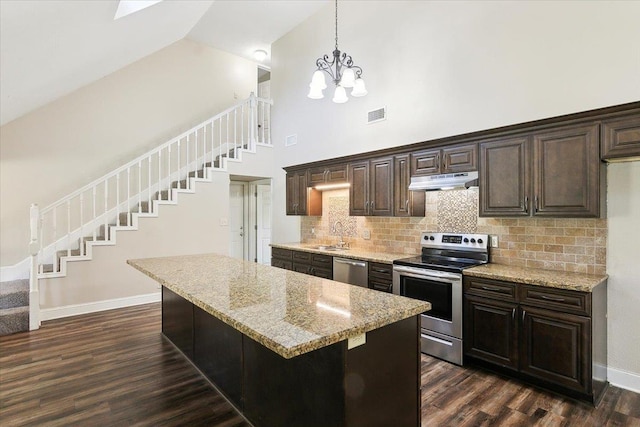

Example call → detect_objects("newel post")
28 203 41 330
249 91 257 148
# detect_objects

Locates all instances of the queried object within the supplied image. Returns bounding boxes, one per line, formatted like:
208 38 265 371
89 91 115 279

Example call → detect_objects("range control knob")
423 236 428 241
470 238 476 243
429 236 435 241
463 238 469 243
477 238 484 244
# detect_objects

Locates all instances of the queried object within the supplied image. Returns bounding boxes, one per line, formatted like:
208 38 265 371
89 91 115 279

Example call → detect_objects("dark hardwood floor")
1 303 638 426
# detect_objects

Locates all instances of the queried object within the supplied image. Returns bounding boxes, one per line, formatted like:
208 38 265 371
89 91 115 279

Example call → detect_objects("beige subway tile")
508 242 526 250
526 260 545 269
544 245 564 253
556 253 577 263
556 219 577 228
555 236 576 245
510 258 527 267
564 227 586 237
565 263 588 273
526 243 544 252
535 235 556 244
576 255 595 265
584 228 595 237
544 227 560 236
508 226 526 235
595 219 608 229
542 261 565 271
536 252 556 261
594 265 606 275
563 245 586 255
523 234 536 243
584 246 595 255
502 219 519 226
575 237 595 247
536 219 556 227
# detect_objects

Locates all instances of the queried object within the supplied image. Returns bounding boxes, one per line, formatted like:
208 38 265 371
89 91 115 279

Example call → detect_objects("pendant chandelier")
307 0 367 103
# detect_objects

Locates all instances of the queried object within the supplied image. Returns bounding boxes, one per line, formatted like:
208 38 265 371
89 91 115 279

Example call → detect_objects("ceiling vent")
367 107 386 124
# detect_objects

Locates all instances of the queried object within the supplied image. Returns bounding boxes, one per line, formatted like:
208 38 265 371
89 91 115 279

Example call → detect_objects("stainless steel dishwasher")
333 257 368 288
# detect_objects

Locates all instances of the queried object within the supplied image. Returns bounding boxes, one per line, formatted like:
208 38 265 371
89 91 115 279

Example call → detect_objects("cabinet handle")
512 308 516 320
371 200 375 211
540 294 566 302
443 154 448 170
522 309 526 322
436 153 440 170
386 283 393 292
535 195 539 213
365 201 369 214
405 199 410 213
524 196 529 214
481 285 502 292
373 268 389 273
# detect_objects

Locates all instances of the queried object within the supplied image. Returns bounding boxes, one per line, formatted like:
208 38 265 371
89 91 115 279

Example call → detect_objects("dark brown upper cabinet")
394 154 425 217
600 114 640 160
307 164 349 186
479 136 530 216
286 170 321 216
349 157 394 216
533 123 601 217
410 143 477 176
480 123 601 217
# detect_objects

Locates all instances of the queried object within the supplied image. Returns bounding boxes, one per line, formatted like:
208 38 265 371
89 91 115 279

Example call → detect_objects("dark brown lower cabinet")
520 306 590 393
464 295 518 370
162 287 421 427
463 276 607 405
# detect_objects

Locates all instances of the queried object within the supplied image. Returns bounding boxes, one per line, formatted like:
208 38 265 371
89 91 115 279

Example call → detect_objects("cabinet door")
479 136 530 216
286 172 308 215
442 143 478 174
601 114 640 160
464 295 518 370
326 164 348 183
410 149 440 176
394 154 425 217
370 157 394 216
349 162 370 216
532 123 600 217
308 167 328 186
520 306 591 394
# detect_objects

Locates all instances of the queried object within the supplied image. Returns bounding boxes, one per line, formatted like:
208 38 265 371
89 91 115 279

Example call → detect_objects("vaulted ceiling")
0 0 328 126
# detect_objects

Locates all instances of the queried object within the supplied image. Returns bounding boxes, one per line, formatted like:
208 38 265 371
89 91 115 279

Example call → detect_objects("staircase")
0 280 29 335
0 93 272 335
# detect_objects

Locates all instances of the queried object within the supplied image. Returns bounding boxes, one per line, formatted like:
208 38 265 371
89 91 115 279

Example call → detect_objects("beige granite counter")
464 264 607 292
270 242 414 264
128 253 430 359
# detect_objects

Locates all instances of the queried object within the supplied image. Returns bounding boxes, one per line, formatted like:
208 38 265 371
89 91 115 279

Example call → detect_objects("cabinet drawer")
271 259 292 270
369 262 393 281
464 277 517 302
369 278 393 293
311 267 333 279
520 285 590 316
311 253 333 268
292 251 312 262
293 263 311 274
272 248 293 261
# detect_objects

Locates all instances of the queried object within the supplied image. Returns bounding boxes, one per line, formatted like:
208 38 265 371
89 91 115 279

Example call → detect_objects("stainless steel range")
392 232 489 365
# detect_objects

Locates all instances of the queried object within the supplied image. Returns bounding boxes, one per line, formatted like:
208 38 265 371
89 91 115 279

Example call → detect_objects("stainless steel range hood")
408 171 479 191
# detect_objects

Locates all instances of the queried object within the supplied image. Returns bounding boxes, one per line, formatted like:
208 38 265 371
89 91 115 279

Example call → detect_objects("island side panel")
242 336 346 427
193 306 243 409
162 286 194 359
344 316 420 427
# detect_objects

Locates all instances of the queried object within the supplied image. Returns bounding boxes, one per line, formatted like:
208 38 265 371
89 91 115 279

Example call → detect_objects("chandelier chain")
335 0 338 51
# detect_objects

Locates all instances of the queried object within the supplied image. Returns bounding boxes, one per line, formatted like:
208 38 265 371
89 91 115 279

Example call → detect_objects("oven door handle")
393 265 461 281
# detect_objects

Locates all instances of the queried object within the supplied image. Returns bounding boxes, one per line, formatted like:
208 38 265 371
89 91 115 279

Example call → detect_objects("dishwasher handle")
334 258 367 268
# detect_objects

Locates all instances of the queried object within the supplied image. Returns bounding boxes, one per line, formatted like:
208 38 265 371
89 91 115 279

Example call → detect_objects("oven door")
392 265 462 339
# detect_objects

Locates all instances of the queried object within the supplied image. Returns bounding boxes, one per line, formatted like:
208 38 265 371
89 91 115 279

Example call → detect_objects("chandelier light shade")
308 0 367 103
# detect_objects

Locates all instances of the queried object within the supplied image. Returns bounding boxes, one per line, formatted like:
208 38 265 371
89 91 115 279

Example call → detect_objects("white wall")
270 1 640 385
607 161 640 391
0 38 257 266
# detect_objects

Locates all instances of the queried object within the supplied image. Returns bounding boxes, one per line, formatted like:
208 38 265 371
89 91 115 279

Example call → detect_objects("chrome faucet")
332 220 347 248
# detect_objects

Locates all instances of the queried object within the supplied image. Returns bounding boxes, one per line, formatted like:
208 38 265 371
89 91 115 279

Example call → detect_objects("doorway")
229 178 272 264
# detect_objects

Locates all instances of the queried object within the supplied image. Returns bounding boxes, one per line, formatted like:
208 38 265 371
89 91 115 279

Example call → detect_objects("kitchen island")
128 253 430 427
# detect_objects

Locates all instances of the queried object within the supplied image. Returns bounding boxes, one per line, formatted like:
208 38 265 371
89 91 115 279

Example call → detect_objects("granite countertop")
270 242 413 264
464 264 608 292
128 254 430 359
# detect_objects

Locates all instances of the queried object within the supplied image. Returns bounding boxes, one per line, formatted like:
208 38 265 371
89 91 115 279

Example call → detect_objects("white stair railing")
30 93 272 279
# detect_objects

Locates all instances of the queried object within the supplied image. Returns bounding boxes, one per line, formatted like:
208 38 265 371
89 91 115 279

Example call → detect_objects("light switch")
491 235 499 247
363 229 371 240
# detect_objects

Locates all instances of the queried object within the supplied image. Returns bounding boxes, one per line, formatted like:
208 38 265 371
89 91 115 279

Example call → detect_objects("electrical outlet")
491 235 499 247
311 227 315 235
363 229 371 240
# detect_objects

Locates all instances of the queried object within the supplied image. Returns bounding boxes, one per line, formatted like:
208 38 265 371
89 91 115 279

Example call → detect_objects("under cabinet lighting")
315 183 351 191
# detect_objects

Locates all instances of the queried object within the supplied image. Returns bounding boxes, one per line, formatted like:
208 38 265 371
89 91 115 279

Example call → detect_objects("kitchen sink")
311 245 348 251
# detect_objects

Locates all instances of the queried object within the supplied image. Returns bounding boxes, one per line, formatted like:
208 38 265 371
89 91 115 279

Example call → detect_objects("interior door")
229 182 246 259
256 184 272 265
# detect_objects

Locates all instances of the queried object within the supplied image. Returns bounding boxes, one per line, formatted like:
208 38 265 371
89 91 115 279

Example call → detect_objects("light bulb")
340 68 356 88
351 78 368 97
310 70 327 90
308 85 324 99
332 85 348 103
253 50 267 61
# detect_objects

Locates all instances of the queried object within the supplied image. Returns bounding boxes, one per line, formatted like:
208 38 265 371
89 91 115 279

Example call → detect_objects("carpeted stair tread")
0 306 29 336
0 280 29 309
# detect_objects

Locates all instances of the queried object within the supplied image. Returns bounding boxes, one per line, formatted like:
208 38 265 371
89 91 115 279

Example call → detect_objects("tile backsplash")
300 188 606 275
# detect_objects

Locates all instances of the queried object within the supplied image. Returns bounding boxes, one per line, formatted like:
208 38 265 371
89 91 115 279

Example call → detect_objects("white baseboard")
608 366 640 393
0 257 30 281
40 292 161 321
